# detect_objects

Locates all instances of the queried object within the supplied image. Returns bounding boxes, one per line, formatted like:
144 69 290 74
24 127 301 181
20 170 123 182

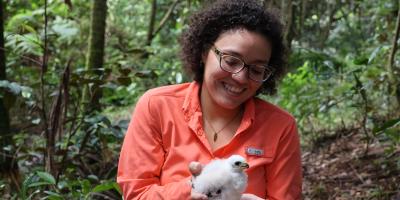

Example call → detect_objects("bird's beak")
239 162 249 170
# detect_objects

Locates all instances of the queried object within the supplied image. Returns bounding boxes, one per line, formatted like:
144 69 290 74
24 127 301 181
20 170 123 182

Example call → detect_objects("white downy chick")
192 155 249 200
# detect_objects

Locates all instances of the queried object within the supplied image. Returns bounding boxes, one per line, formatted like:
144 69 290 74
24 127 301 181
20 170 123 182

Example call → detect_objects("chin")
217 99 243 110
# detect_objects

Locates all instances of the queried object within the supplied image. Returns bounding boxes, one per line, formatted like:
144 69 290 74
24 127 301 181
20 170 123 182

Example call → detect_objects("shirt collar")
182 82 201 119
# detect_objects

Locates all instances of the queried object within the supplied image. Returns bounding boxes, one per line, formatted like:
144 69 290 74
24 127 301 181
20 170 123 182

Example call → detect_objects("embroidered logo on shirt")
245 147 264 156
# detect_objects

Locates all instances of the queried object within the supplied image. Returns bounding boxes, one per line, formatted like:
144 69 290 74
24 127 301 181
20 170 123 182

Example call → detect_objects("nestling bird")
191 155 249 200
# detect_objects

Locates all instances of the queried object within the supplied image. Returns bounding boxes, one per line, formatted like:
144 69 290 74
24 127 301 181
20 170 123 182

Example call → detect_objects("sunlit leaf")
37 171 56 185
52 18 79 39
368 46 382 64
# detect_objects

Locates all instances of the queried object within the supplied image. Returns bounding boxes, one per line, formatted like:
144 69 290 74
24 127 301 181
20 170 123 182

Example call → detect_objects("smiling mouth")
223 82 245 95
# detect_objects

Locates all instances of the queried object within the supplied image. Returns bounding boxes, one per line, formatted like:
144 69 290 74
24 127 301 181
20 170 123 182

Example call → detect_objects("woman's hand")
191 190 208 200
189 161 208 200
241 193 264 200
189 161 203 176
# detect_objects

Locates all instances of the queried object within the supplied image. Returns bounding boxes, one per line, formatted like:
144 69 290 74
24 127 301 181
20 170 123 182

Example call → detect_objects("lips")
223 82 245 95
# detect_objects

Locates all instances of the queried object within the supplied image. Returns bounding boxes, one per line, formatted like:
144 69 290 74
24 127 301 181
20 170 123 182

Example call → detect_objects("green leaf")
28 181 53 188
37 171 56 185
373 118 400 134
52 21 79 38
113 182 122 195
91 182 115 193
21 24 37 34
353 56 368 65
368 46 381 64
43 191 64 200
117 77 132 86
21 173 36 199
87 175 99 182
81 179 91 195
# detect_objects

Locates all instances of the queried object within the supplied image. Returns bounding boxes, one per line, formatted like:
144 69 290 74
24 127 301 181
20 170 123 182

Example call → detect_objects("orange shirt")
117 82 302 200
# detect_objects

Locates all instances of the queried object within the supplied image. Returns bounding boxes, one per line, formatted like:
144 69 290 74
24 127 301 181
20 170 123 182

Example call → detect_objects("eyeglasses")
211 46 274 82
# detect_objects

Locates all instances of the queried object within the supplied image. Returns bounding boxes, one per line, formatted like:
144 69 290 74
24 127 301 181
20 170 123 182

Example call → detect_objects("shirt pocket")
243 145 275 169
247 156 273 170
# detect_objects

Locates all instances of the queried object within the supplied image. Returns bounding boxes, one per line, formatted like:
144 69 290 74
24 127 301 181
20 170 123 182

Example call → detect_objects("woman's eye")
223 56 241 66
250 67 264 75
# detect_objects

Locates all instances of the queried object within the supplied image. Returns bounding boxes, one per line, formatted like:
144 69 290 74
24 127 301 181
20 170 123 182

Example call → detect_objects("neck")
200 84 242 121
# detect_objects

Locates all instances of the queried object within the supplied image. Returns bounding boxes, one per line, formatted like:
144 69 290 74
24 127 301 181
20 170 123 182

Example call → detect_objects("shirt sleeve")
265 119 302 200
117 92 192 200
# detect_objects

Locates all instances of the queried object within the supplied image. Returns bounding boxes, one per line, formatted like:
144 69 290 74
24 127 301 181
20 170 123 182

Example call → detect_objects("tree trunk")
281 0 294 50
0 0 21 192
298 0 307 45
146 0 157 46
0 0 11 171
0 1 5 81
388 4 400 107
82 0 108 112
317 1 338 50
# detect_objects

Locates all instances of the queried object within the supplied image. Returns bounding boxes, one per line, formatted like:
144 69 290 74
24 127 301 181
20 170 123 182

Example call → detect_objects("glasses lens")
249 65 273 82
220 55 243 73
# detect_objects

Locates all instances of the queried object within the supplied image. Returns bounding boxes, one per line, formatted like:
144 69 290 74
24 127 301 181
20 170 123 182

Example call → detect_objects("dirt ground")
302 129 400 200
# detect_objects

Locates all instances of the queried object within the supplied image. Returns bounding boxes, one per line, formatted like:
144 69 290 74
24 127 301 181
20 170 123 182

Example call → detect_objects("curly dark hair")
179 0 287 95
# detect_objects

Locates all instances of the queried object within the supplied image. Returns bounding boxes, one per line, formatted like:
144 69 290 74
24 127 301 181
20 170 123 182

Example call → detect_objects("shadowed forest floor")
302 129 400 199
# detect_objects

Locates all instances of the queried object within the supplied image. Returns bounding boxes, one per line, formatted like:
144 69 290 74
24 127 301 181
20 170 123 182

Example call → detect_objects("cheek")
204 63 227 80
250 82 263 93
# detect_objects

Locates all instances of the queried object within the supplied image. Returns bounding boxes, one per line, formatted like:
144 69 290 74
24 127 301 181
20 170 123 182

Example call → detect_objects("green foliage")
17 170 121 199
1 0 399 199
20 171 55 199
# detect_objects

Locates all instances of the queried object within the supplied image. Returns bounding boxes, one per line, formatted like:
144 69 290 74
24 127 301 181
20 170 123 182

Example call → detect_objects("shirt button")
197 129 203 136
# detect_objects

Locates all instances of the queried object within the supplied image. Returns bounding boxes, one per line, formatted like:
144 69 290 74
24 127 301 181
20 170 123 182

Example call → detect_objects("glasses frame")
211 46 274 82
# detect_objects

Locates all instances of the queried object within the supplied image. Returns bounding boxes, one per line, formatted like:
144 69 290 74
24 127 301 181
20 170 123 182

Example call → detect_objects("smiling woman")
117 0 302 200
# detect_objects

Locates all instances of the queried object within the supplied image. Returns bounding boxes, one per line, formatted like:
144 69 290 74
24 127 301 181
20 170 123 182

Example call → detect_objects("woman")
117 0 302 199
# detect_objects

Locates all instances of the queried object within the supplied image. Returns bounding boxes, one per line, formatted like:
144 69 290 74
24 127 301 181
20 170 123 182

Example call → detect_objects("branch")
42 0 53 176
153 0 180 38
146 0 157 46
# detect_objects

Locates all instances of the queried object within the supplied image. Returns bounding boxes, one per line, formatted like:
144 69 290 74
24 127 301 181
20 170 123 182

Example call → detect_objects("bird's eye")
234 161 241 166
207 192 212 197
216 189 221 194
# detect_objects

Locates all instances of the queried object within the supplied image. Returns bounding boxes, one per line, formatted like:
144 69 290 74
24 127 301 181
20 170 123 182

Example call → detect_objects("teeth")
224 83 244 94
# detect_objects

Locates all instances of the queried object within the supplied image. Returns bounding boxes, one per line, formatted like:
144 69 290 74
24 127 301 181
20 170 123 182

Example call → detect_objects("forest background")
0 0 399 199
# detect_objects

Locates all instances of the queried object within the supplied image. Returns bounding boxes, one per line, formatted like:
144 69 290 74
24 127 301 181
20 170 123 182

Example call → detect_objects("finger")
191 192 208 200
189 161 202 176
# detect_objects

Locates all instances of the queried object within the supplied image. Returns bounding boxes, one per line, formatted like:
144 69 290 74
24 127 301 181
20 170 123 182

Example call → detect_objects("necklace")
204 111 241 142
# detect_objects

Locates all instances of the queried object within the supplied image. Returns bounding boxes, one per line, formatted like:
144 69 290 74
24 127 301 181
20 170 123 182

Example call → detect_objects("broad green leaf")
373 118 400 134
43 191 64 200
368 46 381 64
37 171 56 185
28 181 53 188
91 182 115 193
87 175 99 182
21 173 36 199
113 183 122 195
52 19 79 39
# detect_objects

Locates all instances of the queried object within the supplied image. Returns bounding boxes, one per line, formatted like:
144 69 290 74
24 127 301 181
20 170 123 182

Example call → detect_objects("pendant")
213 132 218 142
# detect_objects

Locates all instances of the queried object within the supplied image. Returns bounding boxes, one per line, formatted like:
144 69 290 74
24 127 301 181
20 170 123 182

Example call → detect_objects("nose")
231 67 249 84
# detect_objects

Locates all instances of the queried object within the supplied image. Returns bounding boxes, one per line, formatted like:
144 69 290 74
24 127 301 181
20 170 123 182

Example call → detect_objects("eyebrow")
219 49 269 64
